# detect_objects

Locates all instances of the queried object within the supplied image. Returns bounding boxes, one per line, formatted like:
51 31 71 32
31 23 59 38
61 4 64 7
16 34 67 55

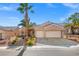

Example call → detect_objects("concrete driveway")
37 38 78 47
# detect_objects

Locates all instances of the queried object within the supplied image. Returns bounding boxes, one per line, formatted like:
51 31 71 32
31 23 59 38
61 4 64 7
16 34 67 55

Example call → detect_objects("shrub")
11 36 19 45
26 37 36 46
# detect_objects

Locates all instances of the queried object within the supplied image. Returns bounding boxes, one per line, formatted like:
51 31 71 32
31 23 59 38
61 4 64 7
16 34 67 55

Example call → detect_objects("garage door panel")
46 31 61 38
35 31 62 38
35 31 44 38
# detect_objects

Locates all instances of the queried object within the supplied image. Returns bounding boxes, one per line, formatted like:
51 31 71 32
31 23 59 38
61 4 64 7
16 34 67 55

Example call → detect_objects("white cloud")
0 6 13 11
47 3 55 8
62 3 79 9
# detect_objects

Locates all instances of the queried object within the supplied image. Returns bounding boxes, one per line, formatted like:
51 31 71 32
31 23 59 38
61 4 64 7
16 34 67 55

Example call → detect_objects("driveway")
37 38 78 47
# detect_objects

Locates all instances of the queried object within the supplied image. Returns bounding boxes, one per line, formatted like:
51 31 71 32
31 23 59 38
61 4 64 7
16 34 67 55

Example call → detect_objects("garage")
34 21 64 38
45 31 62 38
35 30 62 38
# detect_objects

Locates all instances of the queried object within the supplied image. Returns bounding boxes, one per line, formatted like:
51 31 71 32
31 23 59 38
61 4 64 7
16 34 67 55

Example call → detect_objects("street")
0 44 79 56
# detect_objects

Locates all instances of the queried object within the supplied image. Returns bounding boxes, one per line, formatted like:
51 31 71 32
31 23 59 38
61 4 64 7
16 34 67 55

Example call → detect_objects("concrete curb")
27 46 68 49
0 46 8 49
0 44 79 50
27 45 79 49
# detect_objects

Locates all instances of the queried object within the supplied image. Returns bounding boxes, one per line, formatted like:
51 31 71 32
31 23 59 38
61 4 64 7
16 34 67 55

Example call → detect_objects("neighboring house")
34 21 65 38
0 27 19 46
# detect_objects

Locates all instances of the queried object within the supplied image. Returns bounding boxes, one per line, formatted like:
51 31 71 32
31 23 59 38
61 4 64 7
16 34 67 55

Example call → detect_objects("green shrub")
26 37 36 46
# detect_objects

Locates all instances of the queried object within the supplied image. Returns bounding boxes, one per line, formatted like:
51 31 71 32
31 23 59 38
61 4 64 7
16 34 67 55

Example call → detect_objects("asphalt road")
0 49 18 56
0 45 79 56
22 46 79 56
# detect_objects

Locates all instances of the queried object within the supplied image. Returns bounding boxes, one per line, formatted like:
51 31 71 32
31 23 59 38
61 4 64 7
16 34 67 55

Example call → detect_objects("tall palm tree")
18 19 36 28
17 3 34 42
65 12 79 34
17 3 34 56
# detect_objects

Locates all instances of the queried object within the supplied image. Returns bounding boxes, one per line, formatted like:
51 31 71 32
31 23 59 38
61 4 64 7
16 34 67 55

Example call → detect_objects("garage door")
46 31 61 38
35 31 44 38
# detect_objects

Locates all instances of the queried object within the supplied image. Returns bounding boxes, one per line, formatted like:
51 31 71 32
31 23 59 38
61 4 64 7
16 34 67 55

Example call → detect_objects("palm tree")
17 3 34 56
17 3 34 43
18 19 36 28
17 3 34 36
65 12 79 34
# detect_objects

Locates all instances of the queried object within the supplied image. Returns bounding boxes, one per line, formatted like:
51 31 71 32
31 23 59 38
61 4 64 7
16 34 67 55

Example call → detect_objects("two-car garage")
45 31 62 38
35 30 63 38
34 22 64 38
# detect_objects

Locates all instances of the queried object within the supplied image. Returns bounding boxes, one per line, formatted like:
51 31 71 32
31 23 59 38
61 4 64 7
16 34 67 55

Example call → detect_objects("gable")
34 21 64 31
44 24 64 31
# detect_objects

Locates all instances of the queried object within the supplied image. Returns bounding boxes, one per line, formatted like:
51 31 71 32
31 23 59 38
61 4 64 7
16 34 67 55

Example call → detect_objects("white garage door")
35 31 44 38
46 31 61 38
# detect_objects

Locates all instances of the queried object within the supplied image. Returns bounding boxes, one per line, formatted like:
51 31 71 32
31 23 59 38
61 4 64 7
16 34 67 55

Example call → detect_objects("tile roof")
34 21 64 31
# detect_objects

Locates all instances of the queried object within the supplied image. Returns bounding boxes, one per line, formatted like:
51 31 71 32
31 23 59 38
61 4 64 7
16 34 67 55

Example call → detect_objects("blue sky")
0 3 79 26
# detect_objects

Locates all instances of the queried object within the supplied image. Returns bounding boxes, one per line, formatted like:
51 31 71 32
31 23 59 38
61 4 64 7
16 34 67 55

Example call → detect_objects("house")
0 27 19 46
34 21 65 38
0 21 65 46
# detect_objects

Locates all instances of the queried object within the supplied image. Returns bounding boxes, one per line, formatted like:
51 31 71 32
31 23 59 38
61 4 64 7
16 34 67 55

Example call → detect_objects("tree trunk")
24 6 29 38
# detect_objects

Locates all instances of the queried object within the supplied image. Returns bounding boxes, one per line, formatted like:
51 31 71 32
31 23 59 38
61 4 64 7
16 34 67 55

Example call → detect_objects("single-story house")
0 27 19 46
0 21 65 46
